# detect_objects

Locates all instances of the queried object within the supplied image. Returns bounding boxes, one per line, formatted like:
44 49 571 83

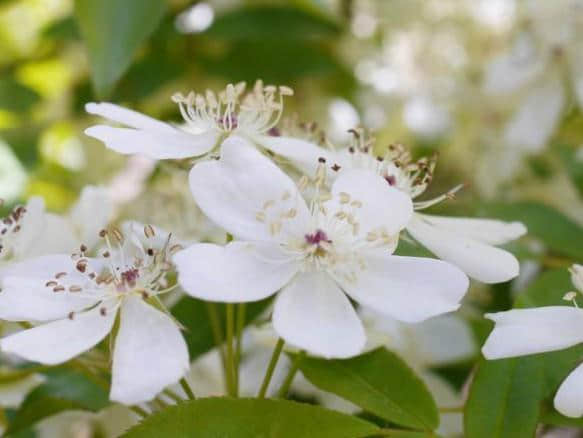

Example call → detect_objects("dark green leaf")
200 40 353 87
4 368 109 436
204 6 341 41
121 397 379 438
464 357 542 438
74 0 166 97
0 79 40 113
297 348 439 431
171 298 270 360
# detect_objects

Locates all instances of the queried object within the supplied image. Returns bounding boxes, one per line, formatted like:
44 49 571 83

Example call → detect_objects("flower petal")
554 362 583 418
327 169 413 237
0 255 99 321
69 186 114 248
482 44 545 95
407 214 521 283
86 102 179 132
503 72 564 152
273 272 365 358
9 197 46 259
110 297 189 404
189 135 310 242
174 241 299 302
256 135 333 178
0 304 116 365
335 252 468 323
415 214 526 245
85 125 217 160
483 307 583 359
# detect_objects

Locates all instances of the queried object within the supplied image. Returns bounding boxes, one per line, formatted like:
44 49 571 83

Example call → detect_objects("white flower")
0 186 113 276
174 136 469 358
85 80 293 160
483 0 583 152
482 264 583 418
0 223 189 405
260 135 526 283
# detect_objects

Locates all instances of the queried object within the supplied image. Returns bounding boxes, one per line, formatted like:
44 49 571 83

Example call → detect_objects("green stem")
163 388 184 404
276 351 305 398
234 303 246 395
179 377 196 400
225 303 236 396
129 405 148 419
205 302 229 392
257 338 285 399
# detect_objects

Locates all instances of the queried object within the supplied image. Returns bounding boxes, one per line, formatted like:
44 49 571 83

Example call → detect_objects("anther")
53 286 65 293
331 164 341 172
318 157 326 163
80 244 87 253
339 192 351 204
55 272 67 279
76 260 88 273
100 307 107 316
45 280 58 287
69 285 82 293
68 312 75 320
144 225 155 239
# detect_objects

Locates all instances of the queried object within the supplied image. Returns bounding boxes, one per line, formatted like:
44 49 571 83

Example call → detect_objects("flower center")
172 80 293 135
305 229 331 246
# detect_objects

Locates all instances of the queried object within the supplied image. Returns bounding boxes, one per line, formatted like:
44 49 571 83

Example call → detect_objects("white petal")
483 307 583 359
85 125 217 160
86 102 178 132
504 73 565 152
110 297 189 404
335 252 469 323
407 214 521 283
327 169 413 237
554 363 583 418
1 304 116 365
69 186 114 248
273 272 365 358
0 255 99 321
416 214 526 245
482 44 544 95
9 197 46 259
255 135 333 178
174 241 299 302
189 135 311 242
26 214 77 256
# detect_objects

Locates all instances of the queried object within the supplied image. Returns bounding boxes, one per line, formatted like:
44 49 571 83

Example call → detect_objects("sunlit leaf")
74 0 166 98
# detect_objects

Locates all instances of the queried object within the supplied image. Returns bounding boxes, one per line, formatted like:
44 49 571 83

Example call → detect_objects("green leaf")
296 348 439 431
0 78 40 113
171 298 270 360
200 40 354 88
74 0 166 98
464 357 543 438
4 368 109 436
472 202 583 260
204 5 341 41
121 397 379 438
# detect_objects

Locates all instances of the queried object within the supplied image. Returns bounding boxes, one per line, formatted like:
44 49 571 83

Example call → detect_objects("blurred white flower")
0 223 189 405
0 186 113 277
174 136 468 358
0 140 26 202
263 136 526 283
484 0 583 152
483 264 583 418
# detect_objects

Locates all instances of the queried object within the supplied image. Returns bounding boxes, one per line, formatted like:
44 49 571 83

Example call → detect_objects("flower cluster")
0 82 531 412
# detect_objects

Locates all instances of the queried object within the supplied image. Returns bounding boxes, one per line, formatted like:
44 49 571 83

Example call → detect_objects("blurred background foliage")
0 0 582 435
